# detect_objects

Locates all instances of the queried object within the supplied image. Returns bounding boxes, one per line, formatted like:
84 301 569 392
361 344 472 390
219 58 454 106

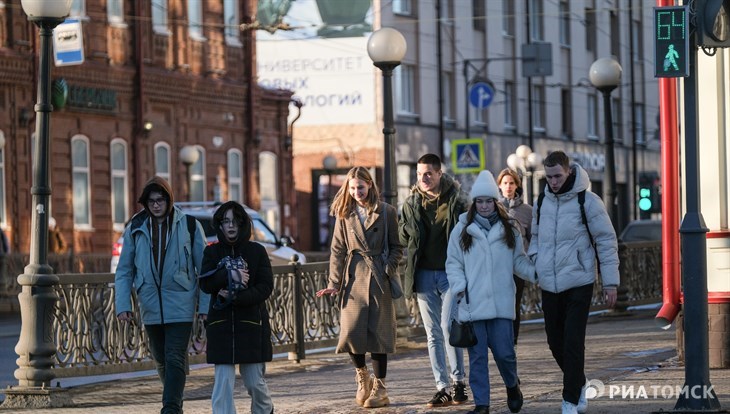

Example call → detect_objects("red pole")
654 0 682 328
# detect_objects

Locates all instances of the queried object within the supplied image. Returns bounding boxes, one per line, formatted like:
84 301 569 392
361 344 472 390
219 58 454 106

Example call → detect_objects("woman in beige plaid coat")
317 166 403 409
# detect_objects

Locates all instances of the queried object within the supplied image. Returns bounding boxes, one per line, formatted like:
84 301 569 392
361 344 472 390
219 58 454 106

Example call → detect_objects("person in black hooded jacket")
200 201 274 414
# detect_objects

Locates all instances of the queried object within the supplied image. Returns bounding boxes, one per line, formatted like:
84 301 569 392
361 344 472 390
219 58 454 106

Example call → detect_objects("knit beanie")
470 170 500 200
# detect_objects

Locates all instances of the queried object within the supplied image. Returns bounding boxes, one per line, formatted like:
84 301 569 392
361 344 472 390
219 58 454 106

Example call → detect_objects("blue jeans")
415 269 465 390
212 363 274 414
145 322 193 414
468 318 519 406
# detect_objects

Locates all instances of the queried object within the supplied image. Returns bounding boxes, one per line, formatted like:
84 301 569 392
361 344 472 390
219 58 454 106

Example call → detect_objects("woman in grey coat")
497 168 532 344
317 166 403 409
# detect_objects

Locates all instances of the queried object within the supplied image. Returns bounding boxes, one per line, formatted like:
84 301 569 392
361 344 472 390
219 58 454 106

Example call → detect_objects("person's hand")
316 288 338 297
198 313 207 322
604 286 618 308
218 289 231 299
117 311 133 322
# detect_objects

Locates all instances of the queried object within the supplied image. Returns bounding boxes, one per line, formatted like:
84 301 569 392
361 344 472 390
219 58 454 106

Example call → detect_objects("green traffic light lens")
639 198 653 211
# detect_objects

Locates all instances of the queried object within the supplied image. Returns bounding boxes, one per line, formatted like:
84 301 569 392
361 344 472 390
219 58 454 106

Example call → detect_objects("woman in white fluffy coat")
446 170 535 414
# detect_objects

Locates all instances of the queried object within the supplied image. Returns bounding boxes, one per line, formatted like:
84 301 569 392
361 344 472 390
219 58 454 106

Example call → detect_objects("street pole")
600 88 618 231
367 28 406 208
4 2 73 407
674 23 720 411
378 62 398 207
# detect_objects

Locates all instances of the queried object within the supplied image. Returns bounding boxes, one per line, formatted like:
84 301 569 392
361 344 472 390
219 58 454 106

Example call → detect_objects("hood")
213 201 252 247
138 176 174 217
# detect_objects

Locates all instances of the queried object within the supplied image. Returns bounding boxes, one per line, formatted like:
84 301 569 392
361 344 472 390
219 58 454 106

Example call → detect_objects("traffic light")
696 0 730 48
654 6 689 77
638 172 661 215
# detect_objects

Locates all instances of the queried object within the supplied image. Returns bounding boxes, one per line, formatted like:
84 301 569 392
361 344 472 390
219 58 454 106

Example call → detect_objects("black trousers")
541 283 593 404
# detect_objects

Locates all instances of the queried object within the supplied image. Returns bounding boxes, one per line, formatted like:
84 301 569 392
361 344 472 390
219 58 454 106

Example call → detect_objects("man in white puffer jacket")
527 151 619 414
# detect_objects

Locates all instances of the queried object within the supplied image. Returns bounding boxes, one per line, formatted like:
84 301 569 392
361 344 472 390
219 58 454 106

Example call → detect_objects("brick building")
0 0 298 257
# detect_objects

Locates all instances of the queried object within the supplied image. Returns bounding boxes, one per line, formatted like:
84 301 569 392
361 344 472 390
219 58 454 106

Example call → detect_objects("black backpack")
536 189 599 265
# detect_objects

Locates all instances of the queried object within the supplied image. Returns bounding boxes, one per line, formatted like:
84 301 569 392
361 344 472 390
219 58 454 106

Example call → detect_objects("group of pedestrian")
316 151 618 414
113 148 618 414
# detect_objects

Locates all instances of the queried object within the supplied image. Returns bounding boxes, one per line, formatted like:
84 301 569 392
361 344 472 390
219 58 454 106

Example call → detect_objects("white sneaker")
577 382 588 413
562 400 578 414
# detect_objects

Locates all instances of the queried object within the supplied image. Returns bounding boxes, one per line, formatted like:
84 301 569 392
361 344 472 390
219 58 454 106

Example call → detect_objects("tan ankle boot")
355 367 373 406
363 378 389 408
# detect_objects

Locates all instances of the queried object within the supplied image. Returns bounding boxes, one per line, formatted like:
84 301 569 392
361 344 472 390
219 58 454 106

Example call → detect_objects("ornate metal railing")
0 241 661 378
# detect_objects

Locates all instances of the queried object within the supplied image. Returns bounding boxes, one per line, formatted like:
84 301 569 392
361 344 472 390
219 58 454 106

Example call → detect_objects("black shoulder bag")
449 283 477 348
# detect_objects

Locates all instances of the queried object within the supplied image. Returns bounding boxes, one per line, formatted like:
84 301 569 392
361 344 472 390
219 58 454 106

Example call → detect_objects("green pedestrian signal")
639 187 653 211
654 6 689 78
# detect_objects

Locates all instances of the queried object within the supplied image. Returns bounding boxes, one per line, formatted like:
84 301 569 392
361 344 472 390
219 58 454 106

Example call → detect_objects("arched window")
227 149 243 203
155 142 171 182
71 135 92 227
110 139 129 231
258 152 279 234
189 146 206 202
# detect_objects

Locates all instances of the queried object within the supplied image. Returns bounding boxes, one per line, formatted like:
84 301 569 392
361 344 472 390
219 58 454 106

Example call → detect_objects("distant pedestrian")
48 217 67 254
528 151 619 414
199 201 274 414
316 167 403 409
114 176 209 414
399 153 470 407
446 170 534 414
497 168 532 344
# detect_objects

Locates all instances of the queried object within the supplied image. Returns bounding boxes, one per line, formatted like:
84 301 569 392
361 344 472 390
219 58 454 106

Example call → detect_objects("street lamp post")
589 57 622 232
367 28 407 207
5 0 73 408
506 145 542 205
180 145 199 201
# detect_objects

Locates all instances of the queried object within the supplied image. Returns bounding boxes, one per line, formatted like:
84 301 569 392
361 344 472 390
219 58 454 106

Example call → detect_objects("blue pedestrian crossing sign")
469 82 494 109
451 138 485 173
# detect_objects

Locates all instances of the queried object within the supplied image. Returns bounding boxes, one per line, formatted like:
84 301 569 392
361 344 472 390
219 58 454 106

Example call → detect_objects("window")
585 7 597 53
610 11 619 57
258 152 279 234
154 142 171 182
395 64 416 115
632 20 642 62
224 0 240 45
561 88 572 138
70 0 85 17
108 0 124 25
72 136 91 227
473 0 485 31
587 94 598 139
532 84 545 130
634 104 645 144
152 0 168 34
110 139 129 231
189 146 206 201
187 0 203 40
0 131 6 226
559 0 570 46
442 71 453 120
393 0 412 15
227 149 243 203
504 81 516 128
529 0 544 41
502 0 514 36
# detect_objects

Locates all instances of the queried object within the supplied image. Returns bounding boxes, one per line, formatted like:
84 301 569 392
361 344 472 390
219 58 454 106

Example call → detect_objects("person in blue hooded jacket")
114 176 209 414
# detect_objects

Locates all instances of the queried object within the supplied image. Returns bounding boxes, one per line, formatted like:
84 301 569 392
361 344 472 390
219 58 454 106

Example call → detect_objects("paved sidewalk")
2 308 729 413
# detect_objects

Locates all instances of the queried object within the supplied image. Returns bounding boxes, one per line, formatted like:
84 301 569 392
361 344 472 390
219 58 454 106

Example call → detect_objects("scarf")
473 212 499 235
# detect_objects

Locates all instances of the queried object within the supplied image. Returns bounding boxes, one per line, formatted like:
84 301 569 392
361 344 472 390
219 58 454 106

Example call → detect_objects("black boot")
507 384 523 413
467 405 489 414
